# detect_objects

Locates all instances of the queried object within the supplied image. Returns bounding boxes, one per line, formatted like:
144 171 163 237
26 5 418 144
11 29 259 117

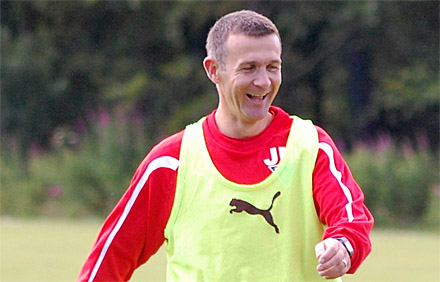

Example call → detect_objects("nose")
253 69 271 88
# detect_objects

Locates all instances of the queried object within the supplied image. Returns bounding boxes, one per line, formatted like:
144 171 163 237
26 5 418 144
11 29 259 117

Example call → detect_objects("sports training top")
165 116 341 281
77 106 374 282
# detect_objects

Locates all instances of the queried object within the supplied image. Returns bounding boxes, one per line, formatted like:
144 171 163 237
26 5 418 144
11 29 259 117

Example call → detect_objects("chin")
243 108 271 122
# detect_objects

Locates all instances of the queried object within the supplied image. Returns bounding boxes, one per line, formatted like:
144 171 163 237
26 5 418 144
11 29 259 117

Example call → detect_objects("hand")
315 238 351 279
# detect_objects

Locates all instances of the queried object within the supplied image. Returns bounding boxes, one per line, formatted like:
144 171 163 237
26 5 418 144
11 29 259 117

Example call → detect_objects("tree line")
2 1 438 165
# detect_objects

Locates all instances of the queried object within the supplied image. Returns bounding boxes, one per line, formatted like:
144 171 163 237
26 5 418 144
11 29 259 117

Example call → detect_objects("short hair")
206 10 281 66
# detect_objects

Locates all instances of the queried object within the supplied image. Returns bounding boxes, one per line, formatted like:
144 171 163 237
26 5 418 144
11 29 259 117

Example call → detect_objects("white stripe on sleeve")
88 156 179 282
318 142 354 222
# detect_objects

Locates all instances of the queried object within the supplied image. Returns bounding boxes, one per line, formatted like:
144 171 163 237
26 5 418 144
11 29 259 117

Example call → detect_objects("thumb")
315 241 326 259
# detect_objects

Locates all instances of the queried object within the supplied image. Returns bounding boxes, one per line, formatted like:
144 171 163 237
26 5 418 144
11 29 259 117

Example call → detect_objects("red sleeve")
77 131 183 282
313 126 374 274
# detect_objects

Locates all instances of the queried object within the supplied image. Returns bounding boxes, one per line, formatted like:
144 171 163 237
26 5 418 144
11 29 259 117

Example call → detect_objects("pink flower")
48 185 63 198
375 134 392 153
417 134 429 149
98 110 111 127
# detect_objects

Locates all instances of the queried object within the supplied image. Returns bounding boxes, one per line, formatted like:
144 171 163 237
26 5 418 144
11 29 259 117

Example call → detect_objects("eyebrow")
238 59 282 66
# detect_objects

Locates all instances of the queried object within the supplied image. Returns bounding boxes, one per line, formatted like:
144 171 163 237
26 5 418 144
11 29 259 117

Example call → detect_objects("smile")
246 93 268 100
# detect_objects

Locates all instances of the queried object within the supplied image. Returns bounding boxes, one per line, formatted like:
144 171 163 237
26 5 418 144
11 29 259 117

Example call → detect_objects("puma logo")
229 191 281 234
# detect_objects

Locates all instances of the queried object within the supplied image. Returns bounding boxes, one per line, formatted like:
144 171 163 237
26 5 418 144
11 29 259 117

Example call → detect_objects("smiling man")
205 32 282 137
78 10 373 282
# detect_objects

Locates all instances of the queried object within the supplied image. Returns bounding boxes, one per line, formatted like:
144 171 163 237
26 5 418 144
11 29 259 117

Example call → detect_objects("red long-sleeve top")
78 106 374 281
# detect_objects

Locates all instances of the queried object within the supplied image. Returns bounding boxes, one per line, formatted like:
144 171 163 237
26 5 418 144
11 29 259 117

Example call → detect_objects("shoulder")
132 130 184 176
141 114 212 167
274 108 339 148
148 130 185 160
314 126 335 145
311 125 345 154
313 125 350 177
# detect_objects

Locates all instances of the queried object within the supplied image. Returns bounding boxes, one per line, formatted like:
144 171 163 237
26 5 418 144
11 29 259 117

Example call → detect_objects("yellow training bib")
165 116 341 282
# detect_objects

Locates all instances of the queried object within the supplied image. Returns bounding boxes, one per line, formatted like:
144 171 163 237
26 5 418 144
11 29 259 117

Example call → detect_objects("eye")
241 65 255 71
268 64 281 71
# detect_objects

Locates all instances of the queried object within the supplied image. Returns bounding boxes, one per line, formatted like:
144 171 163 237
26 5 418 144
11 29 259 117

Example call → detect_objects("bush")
345 135 439 227
1 118 439 228
1 109 152 217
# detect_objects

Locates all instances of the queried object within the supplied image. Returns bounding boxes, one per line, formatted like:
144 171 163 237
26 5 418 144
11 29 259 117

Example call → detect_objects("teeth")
247 93 267 99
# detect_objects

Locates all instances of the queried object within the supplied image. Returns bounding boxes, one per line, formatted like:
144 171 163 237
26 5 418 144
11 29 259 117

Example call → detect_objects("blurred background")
1 0 438 239
1 1 439 281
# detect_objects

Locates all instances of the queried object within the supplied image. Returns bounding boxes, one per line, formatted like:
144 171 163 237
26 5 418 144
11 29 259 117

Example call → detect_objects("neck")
214 111 273 138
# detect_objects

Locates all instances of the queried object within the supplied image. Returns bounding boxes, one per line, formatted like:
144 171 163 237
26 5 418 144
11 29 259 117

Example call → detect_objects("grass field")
1 217 439 282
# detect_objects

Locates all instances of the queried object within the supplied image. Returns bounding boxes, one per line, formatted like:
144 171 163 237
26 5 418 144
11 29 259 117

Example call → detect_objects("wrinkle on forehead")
224 34 282 68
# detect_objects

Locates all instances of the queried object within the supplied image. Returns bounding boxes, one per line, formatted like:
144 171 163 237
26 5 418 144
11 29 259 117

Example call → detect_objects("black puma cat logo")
229 191 281 234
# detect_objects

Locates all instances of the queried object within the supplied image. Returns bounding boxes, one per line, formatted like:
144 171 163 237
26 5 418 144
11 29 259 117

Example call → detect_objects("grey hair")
206 10 281 66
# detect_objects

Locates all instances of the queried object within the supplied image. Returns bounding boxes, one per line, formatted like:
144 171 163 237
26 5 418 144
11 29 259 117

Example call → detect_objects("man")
78 10 373 282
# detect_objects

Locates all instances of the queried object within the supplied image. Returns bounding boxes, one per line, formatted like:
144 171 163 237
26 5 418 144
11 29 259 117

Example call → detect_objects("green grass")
1 218 439 281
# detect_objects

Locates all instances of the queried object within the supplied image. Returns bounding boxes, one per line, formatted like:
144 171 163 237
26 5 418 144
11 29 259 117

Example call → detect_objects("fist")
315 238 351 279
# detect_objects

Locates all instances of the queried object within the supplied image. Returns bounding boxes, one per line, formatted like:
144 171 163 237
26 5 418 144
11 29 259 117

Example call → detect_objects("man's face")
216 33 282 125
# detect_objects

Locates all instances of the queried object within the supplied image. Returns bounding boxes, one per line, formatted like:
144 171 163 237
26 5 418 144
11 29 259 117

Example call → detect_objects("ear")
203 56 220 84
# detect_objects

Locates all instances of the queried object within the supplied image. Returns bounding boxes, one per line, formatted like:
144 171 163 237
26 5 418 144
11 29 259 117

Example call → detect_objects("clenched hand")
315 238 351 279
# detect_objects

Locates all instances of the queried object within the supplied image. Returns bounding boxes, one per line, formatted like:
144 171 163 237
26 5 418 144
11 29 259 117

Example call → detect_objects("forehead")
224 33 282 65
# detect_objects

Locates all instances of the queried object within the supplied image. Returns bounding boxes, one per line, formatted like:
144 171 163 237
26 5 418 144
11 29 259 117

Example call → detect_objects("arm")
77 132 183 282
313 126 374 277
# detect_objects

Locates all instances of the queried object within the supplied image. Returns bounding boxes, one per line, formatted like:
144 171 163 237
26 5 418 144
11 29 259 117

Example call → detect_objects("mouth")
246 93 269 101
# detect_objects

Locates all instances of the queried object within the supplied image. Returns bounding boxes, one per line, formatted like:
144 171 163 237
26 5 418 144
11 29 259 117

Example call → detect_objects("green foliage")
1 109 151 217
379 63 438 113
1 1 438 164
1 1 438 226
345 137 439 227
2 114 438 229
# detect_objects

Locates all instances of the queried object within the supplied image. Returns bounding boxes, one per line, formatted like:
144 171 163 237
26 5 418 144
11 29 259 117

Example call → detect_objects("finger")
315 241 325 259
318 259 347 280
321 259 350 279
317 250 341 273
316 239 339 264
316 239 350 279
317 254 351 279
